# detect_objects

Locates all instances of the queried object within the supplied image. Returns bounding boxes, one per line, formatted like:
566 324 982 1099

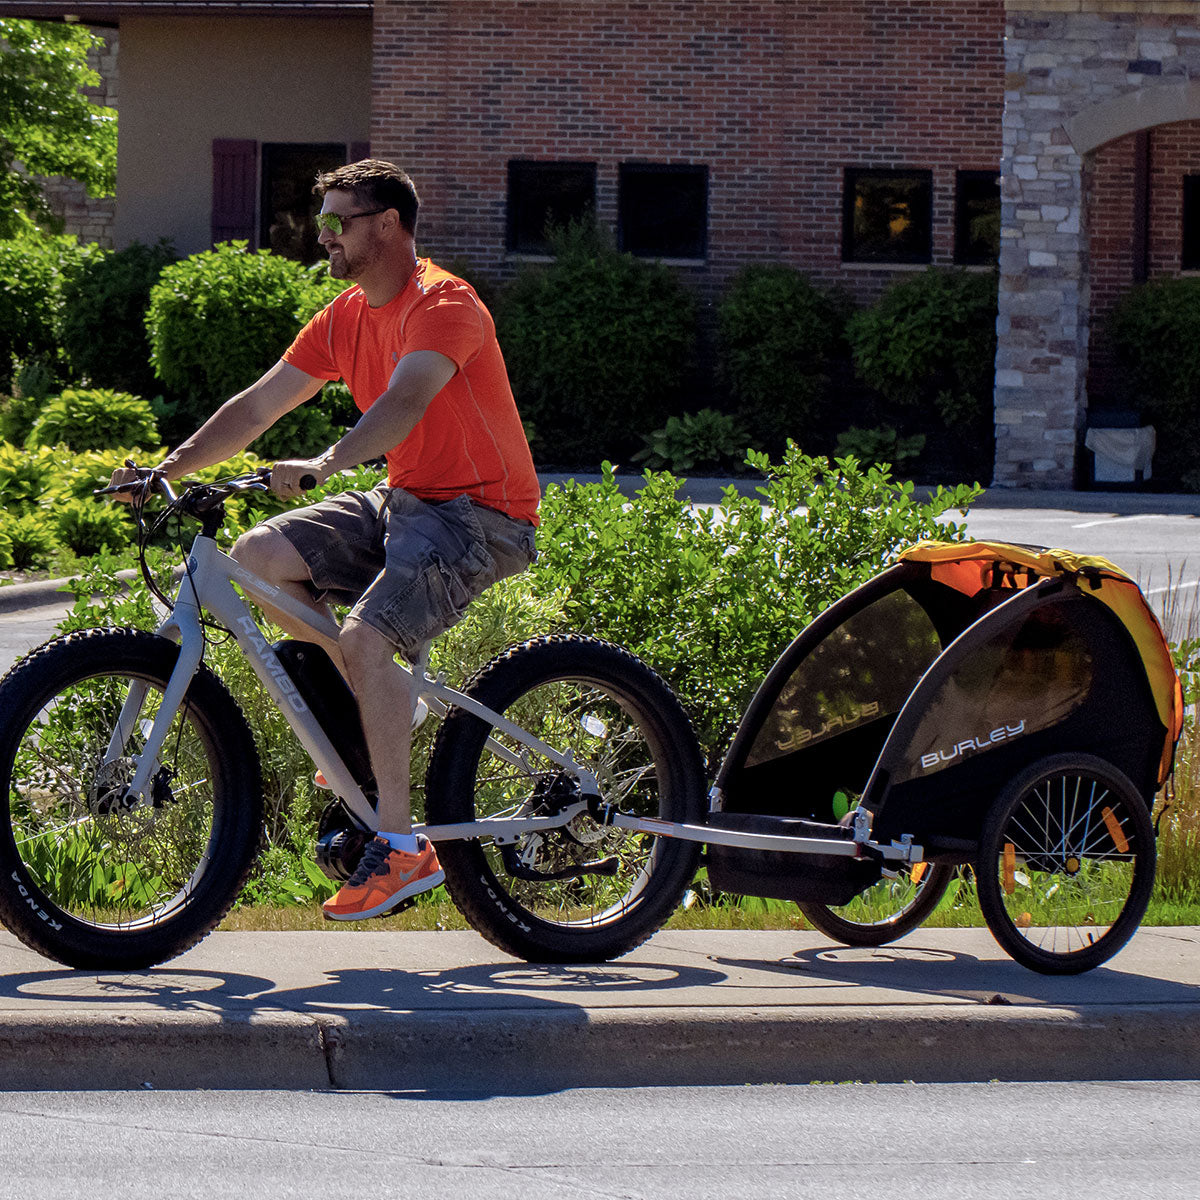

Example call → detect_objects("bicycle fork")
103 631 204 810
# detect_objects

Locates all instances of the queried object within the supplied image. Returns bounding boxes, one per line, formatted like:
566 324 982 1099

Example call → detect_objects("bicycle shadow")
705 938 1200 1007
0 957 730 1017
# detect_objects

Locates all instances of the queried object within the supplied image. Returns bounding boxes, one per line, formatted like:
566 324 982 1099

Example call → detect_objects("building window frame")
954 169 1001 266
1182 175 1200 271
617 162 709 261
506 160 597 255
212 138 367 255
842 167 934 265
260 142 349 264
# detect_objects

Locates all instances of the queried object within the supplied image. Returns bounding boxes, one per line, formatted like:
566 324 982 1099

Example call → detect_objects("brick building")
4 0 1200 486
369 0 1006 310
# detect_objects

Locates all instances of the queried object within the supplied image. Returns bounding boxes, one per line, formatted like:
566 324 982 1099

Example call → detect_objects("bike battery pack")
271 639 376 792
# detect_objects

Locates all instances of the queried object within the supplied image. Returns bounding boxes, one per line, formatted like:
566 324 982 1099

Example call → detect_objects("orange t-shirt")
283 259 540 524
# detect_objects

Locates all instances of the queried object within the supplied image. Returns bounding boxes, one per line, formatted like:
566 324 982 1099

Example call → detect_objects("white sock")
379 831 420 854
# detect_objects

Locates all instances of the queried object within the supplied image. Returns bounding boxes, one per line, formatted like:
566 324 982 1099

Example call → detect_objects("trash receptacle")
1084 425 1155 486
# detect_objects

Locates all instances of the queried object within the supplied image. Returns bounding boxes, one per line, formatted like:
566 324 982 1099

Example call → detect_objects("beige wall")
114 16 371 253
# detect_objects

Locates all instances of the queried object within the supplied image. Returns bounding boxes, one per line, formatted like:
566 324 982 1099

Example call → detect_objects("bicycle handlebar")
94 465 272 508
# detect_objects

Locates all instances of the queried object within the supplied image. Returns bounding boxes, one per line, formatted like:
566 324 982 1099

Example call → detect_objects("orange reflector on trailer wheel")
1003 842 1016 894
1102 806 1130 854
912 861 928 883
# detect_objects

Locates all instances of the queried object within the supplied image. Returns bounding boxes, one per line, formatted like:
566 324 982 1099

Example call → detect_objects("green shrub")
1108 277 1200 489
847 267 996 430
496 221 696 464
0 511 57 570
250 380 358 461
0 444 59 511
145 242 349 440
28 388 159 452
533 446 980 758
634 409 749 473
834 425 926 473
717 264 850 451
60 240 177 396
0 235 99 392
54 498 134 557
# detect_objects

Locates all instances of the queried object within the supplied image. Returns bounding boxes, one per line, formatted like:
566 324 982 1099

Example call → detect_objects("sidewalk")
2 925 1199 1091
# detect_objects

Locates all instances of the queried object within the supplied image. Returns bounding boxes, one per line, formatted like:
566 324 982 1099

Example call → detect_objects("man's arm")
107 360 325 499
269 350 456 497
158 360 326 479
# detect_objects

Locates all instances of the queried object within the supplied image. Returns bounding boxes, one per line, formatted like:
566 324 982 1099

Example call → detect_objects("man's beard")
327 250 355 279
327 242 374 280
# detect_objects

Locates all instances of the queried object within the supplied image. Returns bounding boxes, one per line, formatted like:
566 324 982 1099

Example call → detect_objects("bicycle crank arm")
499 843 620 881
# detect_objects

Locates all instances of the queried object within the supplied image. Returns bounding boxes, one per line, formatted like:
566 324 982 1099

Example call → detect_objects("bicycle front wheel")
976 753 1155 975
798 861 957 947
0 628 264 969
425 635 705 962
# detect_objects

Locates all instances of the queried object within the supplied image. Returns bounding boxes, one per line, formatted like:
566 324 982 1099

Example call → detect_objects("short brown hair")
314 159 420 235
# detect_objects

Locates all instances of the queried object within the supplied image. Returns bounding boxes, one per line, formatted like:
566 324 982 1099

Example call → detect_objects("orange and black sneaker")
322 836 444 921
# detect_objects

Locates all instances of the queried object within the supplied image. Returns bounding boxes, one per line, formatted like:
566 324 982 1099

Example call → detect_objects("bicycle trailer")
701 539 1184 973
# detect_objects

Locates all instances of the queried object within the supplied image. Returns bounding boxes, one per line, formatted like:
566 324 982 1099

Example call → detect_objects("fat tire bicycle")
0 471 705 969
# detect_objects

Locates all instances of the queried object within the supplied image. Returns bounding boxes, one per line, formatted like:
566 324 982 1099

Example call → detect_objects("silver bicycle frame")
108 515 922 866
112 530 601 842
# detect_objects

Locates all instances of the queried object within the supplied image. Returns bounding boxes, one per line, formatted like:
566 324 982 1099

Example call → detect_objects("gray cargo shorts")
263 484 537 661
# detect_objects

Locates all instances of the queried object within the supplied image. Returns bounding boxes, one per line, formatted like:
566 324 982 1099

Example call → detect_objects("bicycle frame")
109 513 922 867
113 527 600 844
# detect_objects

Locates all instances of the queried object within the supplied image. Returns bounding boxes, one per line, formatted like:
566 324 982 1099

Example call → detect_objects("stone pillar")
995 1 1200 488
995 7 1091 488
40 26 118 247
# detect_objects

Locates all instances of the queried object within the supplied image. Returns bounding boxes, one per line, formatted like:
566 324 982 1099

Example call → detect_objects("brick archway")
995 3 1200 489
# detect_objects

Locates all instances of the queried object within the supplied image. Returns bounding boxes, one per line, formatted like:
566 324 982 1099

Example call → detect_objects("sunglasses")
315 208 387 235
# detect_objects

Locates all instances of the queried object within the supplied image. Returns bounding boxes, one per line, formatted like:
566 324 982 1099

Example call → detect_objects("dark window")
955 170 1001 265
618 163 708 259
261 142 347 264
842 168 933 264
506 160 596 254
1183 176 1200 270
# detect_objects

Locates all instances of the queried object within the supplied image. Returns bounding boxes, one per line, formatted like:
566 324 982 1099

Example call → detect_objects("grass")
219 877 1200 935
219 894 470 933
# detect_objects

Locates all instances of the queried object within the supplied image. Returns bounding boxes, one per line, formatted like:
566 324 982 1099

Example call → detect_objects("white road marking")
1071 514 1164 530
1142 580 1200 597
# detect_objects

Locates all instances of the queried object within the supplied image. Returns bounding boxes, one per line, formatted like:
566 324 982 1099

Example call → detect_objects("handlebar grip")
299 474 317 491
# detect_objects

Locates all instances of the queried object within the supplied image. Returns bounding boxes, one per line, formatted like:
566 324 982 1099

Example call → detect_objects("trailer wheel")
976 753 1154 974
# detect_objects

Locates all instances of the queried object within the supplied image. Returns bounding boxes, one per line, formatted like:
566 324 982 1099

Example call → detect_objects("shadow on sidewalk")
0 958 730 1016
706 941 1200 1007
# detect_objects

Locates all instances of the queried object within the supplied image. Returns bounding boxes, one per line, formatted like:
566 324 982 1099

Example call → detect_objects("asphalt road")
0 601 69 677
1 1081 1197 1200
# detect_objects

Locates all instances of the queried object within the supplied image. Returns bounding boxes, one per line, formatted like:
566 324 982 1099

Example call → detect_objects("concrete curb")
0 569 141 616
3 1003 1199 1092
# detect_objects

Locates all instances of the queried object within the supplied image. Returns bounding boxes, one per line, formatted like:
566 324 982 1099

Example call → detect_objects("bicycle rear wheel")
425 635 705 962
0 628 263 969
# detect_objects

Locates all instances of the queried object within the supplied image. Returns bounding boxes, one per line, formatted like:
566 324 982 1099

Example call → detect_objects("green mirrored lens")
317 212 343 235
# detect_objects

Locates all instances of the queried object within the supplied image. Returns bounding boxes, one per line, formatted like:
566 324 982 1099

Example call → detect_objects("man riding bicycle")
110 159 539 921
